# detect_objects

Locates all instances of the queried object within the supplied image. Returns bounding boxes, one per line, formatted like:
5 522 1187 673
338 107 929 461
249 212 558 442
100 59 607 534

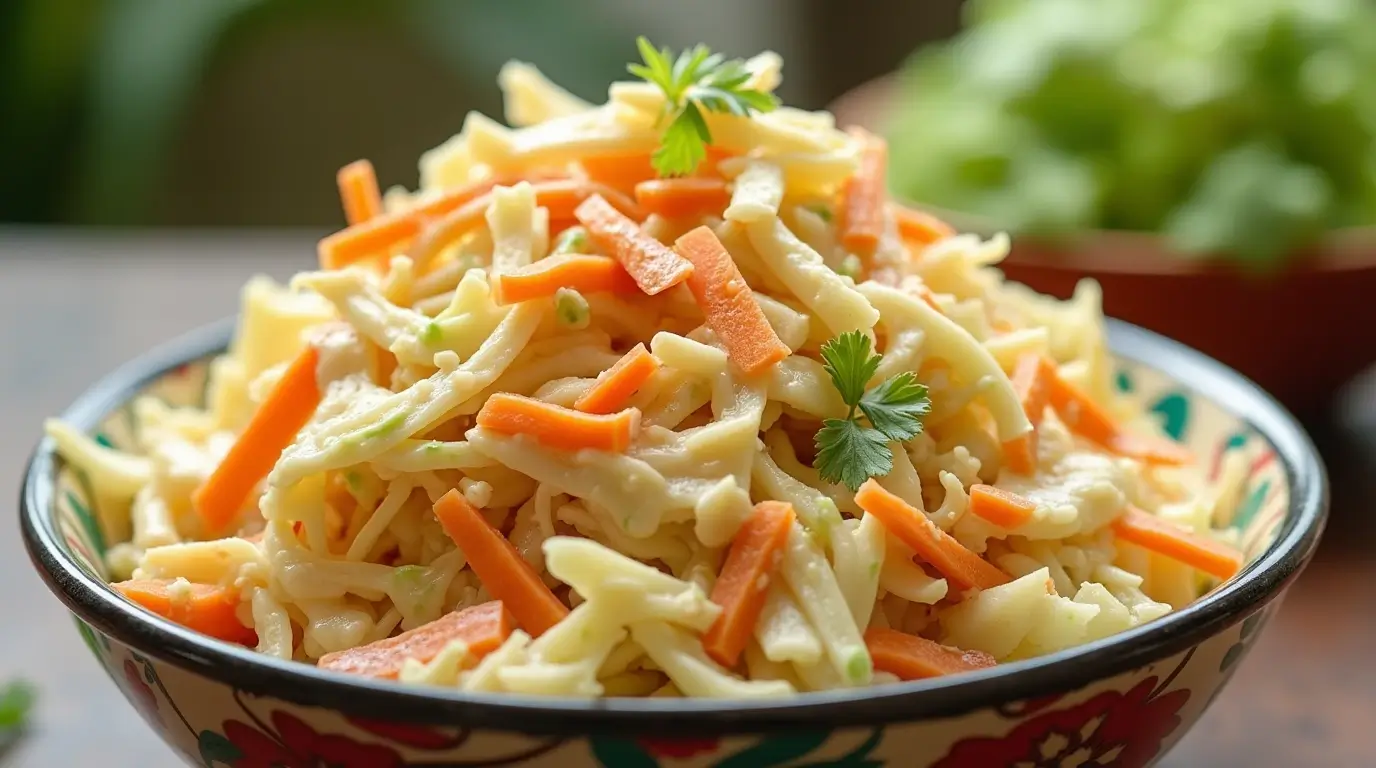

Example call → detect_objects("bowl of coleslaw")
22 41 1325 768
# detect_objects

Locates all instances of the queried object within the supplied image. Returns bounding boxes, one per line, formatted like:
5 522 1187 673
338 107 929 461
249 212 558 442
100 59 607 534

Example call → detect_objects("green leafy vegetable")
885 0 1376 268
628 37 779 177
0 679 35 754
814 331 931 491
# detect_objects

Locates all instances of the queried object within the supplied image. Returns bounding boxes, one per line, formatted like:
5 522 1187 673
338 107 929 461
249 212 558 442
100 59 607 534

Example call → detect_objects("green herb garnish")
629 37 779 177
814 331 931 491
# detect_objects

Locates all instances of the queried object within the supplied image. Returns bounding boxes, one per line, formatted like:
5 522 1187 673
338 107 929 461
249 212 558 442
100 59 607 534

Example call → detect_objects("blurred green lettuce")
884 0 1376 269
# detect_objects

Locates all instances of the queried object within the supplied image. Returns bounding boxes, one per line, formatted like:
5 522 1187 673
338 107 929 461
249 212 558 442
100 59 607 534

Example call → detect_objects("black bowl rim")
20 315 1328 737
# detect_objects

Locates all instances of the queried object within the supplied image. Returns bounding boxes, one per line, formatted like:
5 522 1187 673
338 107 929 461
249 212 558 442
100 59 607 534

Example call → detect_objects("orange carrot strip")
319 176 509 269
114 580 257 646
1001 354 1053 475
406 180 642 272
318 176 641 270
192 345 321 533
317 601 515 678
674 226 791 375
702 501 796 668
634 178 732 219
1042 363 1193 467
574 343 662 415
578 147 734 190
432 491 568 636
495 254 640 305
476 392 640 453
575 193 693 295
337 159 383 226
855 479 1010 592
840 129 888 255
968 485 1037 529
894 205 956 246
578 151 658 190
1111 507 1243 581
865 627 996 681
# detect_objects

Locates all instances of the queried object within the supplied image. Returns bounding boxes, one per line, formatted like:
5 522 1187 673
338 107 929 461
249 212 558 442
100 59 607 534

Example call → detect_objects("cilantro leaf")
629 37 778 177
819 330 879 407
654 102 711 178
813 332 932 490
815 418 892 492
859 372 931 442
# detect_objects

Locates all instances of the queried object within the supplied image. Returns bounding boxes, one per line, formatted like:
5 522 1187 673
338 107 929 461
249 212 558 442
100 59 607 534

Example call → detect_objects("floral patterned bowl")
21 316 1326 768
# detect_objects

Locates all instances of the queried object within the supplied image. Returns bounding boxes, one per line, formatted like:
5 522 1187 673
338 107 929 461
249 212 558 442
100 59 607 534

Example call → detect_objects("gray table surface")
2 230 1372 767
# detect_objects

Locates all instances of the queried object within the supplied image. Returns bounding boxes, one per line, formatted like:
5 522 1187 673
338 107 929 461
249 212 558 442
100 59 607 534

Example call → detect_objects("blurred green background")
0 0 961 228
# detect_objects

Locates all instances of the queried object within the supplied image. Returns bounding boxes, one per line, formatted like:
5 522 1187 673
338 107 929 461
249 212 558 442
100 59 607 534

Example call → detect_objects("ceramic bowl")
21 316 1326 768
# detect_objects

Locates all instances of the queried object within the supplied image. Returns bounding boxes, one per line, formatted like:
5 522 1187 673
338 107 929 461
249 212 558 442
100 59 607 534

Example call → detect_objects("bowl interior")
24 317 1324 733
50 327 1293 585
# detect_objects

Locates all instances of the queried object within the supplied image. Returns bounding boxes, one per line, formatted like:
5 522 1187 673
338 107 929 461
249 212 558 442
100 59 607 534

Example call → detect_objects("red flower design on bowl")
222 710 403 768
933 677 1190 768
635 736 722 759
121 659 159 725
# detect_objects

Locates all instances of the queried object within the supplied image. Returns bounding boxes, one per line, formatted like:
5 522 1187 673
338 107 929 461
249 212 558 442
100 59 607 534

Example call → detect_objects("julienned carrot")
575 194 693 295
318 177 641 270
495 254 640 305
317 601 515 678
432 491 568 636
578 147 733 189
1002 354 1053 475
894 205 955 246
319 175 511 269
855 479 1010 592
674 226 791 375
968 485 1037 530
411 180 644 271
839 129 888 255
115 579 257 646
865 627 996 681
337 159 383 226
702 501 796 668
574 343 661 415
476 392 640 453
634 178 732 219
192 345 322 533
1042 363 1193 467
1111 507 1243 581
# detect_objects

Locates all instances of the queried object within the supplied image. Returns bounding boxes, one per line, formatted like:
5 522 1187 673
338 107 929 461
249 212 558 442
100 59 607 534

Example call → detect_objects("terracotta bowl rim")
20 317 1327 737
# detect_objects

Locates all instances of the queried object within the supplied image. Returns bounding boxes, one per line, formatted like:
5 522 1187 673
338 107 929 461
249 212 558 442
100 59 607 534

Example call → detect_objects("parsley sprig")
628 37 779 177
814 331 932 491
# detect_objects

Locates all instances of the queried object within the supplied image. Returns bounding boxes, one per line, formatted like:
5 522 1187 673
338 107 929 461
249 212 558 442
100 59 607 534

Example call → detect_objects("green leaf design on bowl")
1149 392 1190 442
198 730 243 766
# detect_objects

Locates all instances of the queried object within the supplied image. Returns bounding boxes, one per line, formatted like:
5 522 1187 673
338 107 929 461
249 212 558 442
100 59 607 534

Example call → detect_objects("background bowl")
21 317 1325 767
831 74 1376 418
